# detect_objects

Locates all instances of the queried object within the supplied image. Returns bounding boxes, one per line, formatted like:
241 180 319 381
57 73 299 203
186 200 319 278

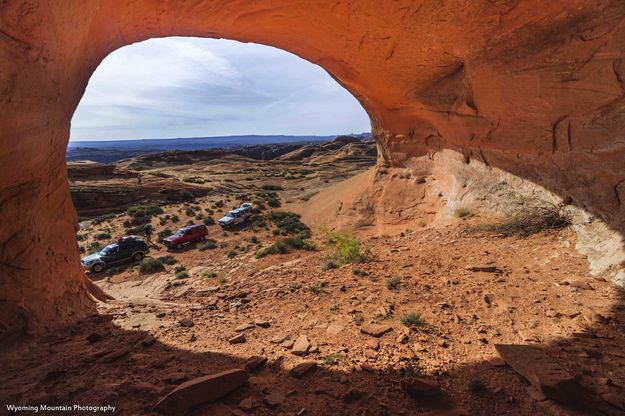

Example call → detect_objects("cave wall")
1 0 624 339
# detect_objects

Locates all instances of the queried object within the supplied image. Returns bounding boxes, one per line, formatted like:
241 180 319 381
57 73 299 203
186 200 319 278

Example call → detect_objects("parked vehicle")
162 224 208 250
218 203 252 228
81 236 149 273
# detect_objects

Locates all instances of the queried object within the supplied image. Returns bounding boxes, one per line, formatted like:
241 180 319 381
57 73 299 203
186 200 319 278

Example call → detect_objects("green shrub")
203 216 215 226
127 204 163 217
171 215 180 223
157 255 177 265
95 232 111 241
386 276 401 290
255 235 315 258
88 241 102 254
76 234 85 241
400 312 424 326
175 271 189 279
174 265 186 273
203 271 218 278
185 207 195 216
227 249 238 258
265 211 311 237
158 229 172 240
92 213 116 224
249 236 259 244
321 259 339 270
198 239 217 250
139 257 164 274
324 229 366 265
321 353 343 366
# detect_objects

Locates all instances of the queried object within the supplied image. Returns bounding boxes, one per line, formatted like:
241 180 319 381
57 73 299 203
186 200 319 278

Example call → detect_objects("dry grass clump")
469 199 571 237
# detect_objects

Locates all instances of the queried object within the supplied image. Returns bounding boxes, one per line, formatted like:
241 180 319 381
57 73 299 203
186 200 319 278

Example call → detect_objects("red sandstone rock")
495 344 582 404
154 369 248 415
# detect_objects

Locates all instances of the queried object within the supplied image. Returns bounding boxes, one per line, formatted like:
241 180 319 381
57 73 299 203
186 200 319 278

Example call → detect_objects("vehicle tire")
175 243 183 250
91 263 104 274
132 252 144 262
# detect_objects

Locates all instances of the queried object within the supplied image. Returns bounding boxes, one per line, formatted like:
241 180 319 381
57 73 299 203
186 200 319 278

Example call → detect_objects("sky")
70 37 370 141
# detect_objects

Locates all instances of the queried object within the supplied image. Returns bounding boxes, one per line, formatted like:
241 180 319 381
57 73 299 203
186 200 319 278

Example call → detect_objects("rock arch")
1 0 625 339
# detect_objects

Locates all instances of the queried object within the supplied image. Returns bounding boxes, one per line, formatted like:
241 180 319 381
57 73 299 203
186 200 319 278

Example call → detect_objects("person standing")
143 224 153 244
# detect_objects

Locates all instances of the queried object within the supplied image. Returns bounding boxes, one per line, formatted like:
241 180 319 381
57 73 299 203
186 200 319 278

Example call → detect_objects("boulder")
154 369 248 415
495 344 582 404
360 324 393 337
291 335 311 355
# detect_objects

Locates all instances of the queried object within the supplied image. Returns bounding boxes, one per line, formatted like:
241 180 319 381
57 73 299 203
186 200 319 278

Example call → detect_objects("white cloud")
70 37 370 140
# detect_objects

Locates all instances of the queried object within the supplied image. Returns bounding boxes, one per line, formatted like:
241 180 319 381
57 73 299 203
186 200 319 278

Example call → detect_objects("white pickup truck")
218 203 252 228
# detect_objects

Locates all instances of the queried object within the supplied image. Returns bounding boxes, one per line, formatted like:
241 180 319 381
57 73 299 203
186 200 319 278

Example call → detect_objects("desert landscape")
2 136 625 415
2 1 625 416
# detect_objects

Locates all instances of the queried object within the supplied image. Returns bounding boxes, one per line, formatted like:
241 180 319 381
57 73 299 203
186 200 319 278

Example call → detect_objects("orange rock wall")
1 0 625 339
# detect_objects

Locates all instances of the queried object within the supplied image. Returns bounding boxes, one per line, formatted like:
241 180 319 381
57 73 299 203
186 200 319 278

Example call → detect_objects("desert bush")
198 239 217 250
261 184 283 191
185 207 195 216
171 215 180 223
174 265 186 273
249 236 258 244
469 199 572 237
386 276 401 290
203 271 218 278
453 207 473 218
88 241 102 254
203 216 215 226
323 229 366 266
157 255 177 265
127 204 163 217
75 234 85 241
217 275 227 284
94 232 111 241
139 257 164 274
465 378 487 393
227 249 238 258
158 228 173 240
265 211 311 237
255 235 315 258
175 271 189 279
92 213 116 224
400 312 424 326
322 259 339 270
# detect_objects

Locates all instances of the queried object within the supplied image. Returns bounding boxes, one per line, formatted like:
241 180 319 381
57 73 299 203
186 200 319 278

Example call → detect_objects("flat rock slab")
291 335 311 355
154 369 248 415
402 377 441 397
465 265 499 272
360 324 393 337
495 344 582 404
235 323 255 332
290 360 318 378
229 334 246 344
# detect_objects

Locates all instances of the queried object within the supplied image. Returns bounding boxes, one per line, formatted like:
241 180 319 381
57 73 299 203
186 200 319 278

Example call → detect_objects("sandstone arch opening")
2 2 625 414
1 0 624 341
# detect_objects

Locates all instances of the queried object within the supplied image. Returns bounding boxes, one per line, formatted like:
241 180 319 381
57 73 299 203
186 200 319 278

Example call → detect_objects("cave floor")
2 223 625 415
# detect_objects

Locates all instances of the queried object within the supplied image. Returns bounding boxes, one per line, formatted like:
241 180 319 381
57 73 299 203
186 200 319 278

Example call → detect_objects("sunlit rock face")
1 0 624 339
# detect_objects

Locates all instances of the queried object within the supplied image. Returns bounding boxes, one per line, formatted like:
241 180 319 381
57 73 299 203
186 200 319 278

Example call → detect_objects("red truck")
162 224 208 250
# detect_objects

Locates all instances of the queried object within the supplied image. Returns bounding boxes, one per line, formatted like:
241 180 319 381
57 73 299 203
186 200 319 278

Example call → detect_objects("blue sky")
70 37 370 141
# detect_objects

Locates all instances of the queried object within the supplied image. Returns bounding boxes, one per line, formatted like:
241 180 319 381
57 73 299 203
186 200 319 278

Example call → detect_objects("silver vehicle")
218 203 252 228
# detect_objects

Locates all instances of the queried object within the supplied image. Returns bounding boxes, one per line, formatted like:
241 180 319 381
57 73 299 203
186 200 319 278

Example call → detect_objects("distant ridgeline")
67 134 372 163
